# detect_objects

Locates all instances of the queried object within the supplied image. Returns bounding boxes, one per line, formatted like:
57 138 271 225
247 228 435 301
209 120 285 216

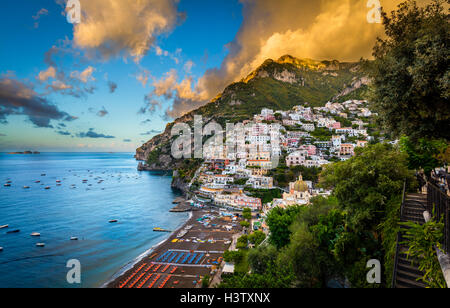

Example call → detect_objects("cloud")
37 66 56 82
0 133 6 137
70 66 95 83
123 139 132 142
39 45 97 98
184 60 194 73
76 128 115 139
144 69 208 118
140 118 152 125
136 69 151 87
56 130 71 136
72 0 182 62
32 8 49 28
155 0 431 119
140 129 162 136
96 106 109 117
0 77 77 128
108 81 118 93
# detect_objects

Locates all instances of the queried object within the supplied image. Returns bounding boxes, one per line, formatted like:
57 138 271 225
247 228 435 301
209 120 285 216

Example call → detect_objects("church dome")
292 175 308 192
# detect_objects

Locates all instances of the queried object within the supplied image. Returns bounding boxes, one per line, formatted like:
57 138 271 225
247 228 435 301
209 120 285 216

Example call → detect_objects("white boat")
0 225 8 229
23 186 30 189
31 232 41 237
70 237 78 241
0 247 3 252
36 243 45 247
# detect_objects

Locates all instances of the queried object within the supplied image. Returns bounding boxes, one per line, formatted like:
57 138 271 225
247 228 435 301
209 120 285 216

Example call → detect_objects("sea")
0 152 189 288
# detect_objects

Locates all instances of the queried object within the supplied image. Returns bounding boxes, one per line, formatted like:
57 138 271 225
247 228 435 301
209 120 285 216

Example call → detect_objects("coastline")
101 210 193 288
106 204 242 288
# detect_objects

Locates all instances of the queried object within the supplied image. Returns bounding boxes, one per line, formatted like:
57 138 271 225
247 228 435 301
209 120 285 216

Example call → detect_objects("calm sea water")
0 152 188 288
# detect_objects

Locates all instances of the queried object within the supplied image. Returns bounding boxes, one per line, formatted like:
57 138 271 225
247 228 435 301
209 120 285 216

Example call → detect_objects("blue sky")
0 0 243 152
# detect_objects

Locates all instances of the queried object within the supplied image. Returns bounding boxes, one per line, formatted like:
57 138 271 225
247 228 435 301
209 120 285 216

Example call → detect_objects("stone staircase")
393 193 428 288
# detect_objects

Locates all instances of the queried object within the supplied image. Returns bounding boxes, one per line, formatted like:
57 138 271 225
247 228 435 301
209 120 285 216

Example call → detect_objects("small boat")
23 186 30 189
56 180 61 183
35 181 40 183
41 174 46 176
31 232 41 237
153 227 172 233
36 243 45 247
6 180 12 184
3 184 11 187
0 247 3 252
45 186 51 190
70 237 78 241
109 220 118 223
0 225 8 229
6 229 20 234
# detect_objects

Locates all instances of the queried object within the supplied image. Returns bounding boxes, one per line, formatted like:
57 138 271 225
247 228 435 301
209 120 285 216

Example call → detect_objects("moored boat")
6 229 20 234
31 232 41 237
36 243 45 247
153 227 172 233
45 186 51 190
4 183 11 187
109 219 118 223
0 225 8 229
23 186 30 189
70 237 78 241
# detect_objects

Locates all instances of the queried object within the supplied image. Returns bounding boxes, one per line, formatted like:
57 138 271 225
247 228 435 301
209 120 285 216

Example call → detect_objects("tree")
248 230 266 246
248 245 278 275
266 205 302 249
202 275 210 288
242 208 252 220
368 0 450 141
399 136 448 175
236 235 249 250
240 221 250 228
320 143 414 287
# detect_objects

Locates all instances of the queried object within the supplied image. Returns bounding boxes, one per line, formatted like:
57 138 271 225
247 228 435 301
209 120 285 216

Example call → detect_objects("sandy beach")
106 206 243 288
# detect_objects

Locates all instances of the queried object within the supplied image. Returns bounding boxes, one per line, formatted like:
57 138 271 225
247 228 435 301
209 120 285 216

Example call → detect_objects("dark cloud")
139 95 162 115
0 133 6 137
56 130 71 136
96 106 109 117
123 139 132 142
0 77 77 128
108 81 118 93
77 128 115 139
140 129 162 136
140 118 152 125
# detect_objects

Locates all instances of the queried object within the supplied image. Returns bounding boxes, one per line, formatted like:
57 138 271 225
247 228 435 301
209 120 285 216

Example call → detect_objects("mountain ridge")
135 55 369 170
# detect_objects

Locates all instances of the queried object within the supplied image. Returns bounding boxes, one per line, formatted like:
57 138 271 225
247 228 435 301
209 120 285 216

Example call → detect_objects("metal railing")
391 179 407 288
426 180 450 253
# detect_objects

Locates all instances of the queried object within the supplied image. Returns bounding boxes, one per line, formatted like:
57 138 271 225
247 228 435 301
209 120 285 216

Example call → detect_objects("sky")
0 0 430 152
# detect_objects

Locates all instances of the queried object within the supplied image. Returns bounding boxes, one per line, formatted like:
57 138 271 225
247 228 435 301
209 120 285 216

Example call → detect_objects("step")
403 204 426 211
397 263 424 277
396 268 423 282
395 276 427 288
402 215 424 223
403 206 425 212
